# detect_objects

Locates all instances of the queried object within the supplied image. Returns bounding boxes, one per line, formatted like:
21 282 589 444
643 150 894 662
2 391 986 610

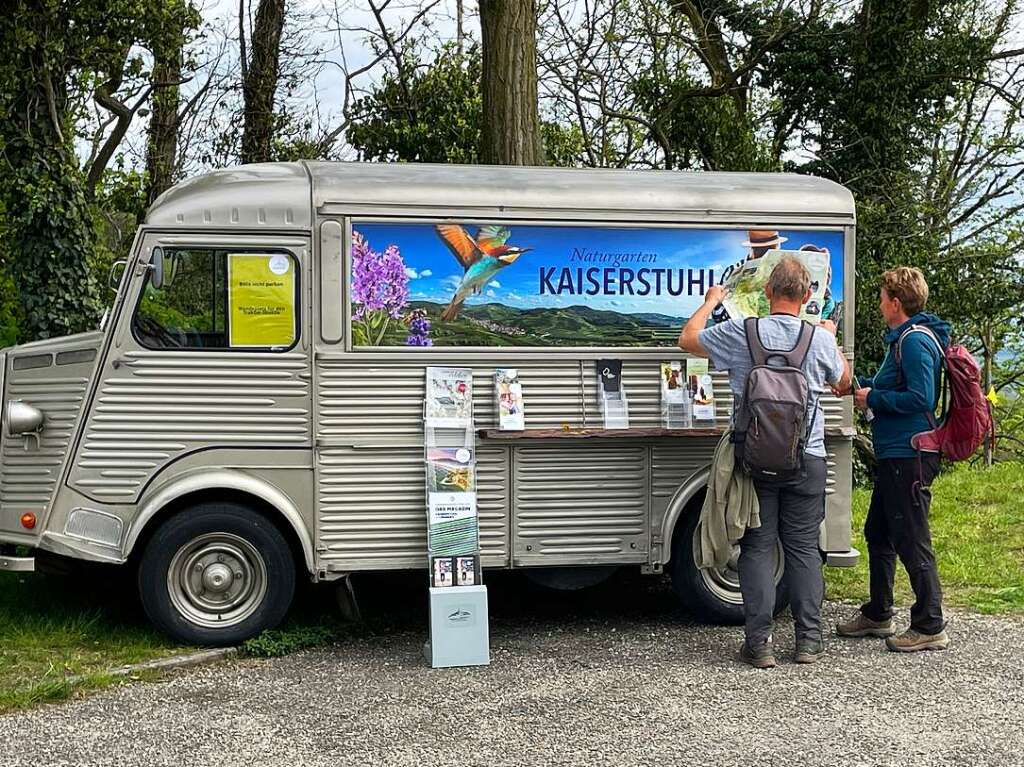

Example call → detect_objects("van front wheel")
670 508 788 624
138 503 296 646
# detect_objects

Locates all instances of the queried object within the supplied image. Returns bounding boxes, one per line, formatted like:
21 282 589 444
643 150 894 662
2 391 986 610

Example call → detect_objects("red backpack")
895 326 994 461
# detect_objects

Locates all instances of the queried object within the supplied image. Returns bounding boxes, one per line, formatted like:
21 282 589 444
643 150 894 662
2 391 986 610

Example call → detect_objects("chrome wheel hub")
168 533 267 628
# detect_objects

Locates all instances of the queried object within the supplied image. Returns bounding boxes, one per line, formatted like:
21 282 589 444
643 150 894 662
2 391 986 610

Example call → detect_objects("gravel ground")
2 572 1023 767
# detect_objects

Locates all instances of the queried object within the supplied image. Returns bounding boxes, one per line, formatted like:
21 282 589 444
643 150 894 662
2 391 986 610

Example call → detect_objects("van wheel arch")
129 487 311 577
129 488 308 580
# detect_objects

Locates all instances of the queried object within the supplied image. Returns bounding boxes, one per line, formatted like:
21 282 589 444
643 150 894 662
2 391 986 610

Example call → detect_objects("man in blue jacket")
836 267 951 652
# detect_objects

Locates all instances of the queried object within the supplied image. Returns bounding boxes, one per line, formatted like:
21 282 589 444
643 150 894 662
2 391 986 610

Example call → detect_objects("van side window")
133 249 298 351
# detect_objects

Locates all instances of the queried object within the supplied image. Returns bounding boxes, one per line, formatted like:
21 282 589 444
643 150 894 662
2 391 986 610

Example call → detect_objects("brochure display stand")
422 367 490 668
596 359 629 429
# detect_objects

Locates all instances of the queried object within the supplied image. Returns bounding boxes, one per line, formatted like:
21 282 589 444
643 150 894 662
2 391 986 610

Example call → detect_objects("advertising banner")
228 254 296 348
350 223 844 348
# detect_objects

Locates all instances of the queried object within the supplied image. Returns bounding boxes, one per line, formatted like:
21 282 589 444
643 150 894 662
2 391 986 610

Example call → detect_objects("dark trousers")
739 456 827 645
861 454 944 634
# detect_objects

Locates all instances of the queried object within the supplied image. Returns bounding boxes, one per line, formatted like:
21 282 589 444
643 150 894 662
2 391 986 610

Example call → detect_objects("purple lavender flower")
405 308 432 346
351 231 410 321
351 230 412 344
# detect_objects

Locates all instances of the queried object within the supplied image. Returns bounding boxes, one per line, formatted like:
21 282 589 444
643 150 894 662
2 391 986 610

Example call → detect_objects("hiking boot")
738 638 776 669
885 628 950 653
835 611 896 638
795 638 826 664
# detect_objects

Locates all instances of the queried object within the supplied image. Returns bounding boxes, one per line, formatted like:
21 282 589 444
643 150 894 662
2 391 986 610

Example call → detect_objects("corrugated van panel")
316 444 509 568
317 357 585 440
0 375 90 534
70 351 310 501
513 445 648 564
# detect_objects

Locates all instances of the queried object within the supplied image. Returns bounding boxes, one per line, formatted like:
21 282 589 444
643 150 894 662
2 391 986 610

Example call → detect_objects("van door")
66 232 314 513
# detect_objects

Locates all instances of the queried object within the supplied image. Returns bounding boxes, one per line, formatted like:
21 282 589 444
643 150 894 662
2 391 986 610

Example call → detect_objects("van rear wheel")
670 508 788 624
138 502 296 646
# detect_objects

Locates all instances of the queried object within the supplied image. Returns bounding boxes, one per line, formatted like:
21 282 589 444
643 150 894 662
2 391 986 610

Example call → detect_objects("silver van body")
0 162 857 643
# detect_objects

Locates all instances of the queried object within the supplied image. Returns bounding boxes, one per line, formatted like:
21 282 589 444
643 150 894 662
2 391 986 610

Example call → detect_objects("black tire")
669 506 789 624
138 502 296 646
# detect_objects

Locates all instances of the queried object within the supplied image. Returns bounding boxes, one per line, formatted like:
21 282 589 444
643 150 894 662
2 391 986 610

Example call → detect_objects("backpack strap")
744 317 816 368
744 317 770 366
894 324 946 427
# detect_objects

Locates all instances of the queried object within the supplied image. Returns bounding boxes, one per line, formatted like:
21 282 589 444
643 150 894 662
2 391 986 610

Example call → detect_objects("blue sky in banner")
354 223 845 319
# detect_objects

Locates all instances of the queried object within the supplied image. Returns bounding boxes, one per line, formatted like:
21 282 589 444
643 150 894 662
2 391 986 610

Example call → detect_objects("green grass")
826 461 1024 614
0 567 184 713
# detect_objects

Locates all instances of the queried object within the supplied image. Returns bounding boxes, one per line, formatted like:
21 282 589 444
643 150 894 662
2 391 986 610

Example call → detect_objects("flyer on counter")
596 359 623 394
425 366 474 427
688 359 716 422
660 361 686 405
494 368 525 431
721 248 831 324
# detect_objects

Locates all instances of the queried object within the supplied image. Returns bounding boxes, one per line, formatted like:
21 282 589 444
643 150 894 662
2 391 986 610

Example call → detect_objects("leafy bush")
241 624 336 658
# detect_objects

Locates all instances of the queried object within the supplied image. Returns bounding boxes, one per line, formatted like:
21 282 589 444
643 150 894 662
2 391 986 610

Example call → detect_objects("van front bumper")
0 554 35 572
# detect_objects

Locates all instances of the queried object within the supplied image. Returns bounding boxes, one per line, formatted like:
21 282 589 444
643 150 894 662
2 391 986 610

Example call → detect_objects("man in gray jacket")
680 257 850 668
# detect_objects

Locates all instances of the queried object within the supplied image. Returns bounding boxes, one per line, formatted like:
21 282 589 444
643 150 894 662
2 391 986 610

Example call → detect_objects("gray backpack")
735 317 816 478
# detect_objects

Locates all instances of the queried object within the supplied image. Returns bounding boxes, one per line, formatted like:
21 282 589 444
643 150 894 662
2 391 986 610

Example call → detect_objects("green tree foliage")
348 43 584 166
763 0 1006 365
348 45 485 163
0 0 196 342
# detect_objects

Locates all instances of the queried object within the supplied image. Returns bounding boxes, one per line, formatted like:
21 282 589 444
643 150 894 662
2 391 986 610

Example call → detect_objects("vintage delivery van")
0 162 858 645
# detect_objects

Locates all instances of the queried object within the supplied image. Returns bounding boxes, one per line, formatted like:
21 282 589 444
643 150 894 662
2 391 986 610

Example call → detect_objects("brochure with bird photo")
349 223 845 348
424 366 473 427
688 359 716 423
494 368 525 431
426 447 475 493
721 248 834 324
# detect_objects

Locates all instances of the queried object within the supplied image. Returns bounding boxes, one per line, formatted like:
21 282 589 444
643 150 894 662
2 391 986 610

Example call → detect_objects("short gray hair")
766 256 810 301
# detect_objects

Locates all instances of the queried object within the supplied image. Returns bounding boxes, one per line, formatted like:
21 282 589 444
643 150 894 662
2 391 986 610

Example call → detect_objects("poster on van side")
350 223 844 348
228 254 296 348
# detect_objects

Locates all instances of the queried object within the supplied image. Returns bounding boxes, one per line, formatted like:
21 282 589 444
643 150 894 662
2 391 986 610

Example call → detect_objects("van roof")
145 161 856 229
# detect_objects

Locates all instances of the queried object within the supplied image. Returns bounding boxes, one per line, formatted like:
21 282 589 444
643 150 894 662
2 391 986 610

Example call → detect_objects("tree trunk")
145 42 183 211
241 0 286 164
1 27 101 340
479 0 543 165
456 0 464 57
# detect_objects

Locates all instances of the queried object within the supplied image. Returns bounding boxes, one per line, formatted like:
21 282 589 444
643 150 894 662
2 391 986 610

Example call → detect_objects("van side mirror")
151 247 165 289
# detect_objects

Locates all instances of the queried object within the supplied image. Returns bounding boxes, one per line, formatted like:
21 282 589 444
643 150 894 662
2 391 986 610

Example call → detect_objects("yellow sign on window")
228 254 296 348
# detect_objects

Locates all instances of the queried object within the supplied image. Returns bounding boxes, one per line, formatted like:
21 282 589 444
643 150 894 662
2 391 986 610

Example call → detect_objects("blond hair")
880 267 929 315
766 256 810 301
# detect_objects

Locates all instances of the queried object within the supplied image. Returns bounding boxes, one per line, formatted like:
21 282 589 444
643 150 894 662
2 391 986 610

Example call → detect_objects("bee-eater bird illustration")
435 224 531 321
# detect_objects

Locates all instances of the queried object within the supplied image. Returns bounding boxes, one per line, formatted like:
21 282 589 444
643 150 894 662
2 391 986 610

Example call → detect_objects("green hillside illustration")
373 302 685 347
